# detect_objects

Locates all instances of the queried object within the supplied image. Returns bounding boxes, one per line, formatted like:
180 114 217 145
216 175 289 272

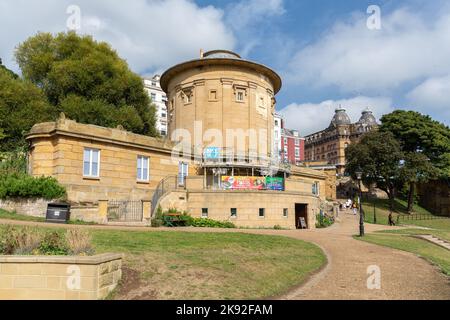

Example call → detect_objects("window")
283 208 288 218
295 148 300 157
209 90 217 101
312 182 320 196
178 162 188 186
275 120 279 126
151 81 156 86
284 138 287 145
137 155 149 181
160 130 167 136
83 148 100 178
150 93 156 101
259 208 265 218
230 208 237 217
161 113 166 118
295 139 299 146
202 208 208 218
236 90 244 102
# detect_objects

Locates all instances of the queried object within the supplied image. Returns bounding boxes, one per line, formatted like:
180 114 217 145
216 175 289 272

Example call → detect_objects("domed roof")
358 107 377 125
203 50 241 59
330 107 351 127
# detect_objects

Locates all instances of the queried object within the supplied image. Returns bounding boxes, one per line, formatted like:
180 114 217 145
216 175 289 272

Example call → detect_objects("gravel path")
1 212 450 300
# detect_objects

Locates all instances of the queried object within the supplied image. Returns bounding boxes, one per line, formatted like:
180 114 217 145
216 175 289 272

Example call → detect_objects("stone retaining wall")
0 198 52 217
0 253 122 300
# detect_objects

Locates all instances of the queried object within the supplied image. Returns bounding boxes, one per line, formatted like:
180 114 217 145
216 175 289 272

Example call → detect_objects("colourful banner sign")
221 176 284 191
266 177 284 191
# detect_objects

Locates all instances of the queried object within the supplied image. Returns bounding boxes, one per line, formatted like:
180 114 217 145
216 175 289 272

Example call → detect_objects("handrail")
151 175 182 217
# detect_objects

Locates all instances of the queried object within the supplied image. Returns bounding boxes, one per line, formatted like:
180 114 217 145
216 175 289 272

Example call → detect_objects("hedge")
0 173 66 200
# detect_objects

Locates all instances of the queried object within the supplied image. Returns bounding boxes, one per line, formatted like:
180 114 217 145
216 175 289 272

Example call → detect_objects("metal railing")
397 214 450 224
107 200 143 222
151 175 184 217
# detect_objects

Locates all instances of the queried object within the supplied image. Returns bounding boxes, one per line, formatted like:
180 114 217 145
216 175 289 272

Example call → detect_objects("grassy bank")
0 223 326 300
0 209 96 225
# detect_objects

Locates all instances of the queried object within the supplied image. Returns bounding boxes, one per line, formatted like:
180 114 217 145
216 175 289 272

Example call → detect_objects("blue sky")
1 0 449 134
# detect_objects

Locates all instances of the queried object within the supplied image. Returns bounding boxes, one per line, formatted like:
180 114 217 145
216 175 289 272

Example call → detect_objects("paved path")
1 213 450 300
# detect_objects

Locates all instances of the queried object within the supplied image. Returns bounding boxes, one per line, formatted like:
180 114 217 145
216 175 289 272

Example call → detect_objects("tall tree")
15 31 158 137
0 68 53 152
345 131 404 210
380 110 450 212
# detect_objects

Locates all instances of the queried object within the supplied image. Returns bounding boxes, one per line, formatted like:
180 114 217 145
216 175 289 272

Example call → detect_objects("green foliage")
315 214 334 228
0 148 28 175
380 110 450 179
0 68 53 151
346 131 403 208
151 205 164 228
14 31 158 137
273 224 282 230
0 226 94 256
187 217 236 229
0 173 66 199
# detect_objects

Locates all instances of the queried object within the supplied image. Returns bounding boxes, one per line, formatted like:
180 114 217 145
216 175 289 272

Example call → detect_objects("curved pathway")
1 213 449 299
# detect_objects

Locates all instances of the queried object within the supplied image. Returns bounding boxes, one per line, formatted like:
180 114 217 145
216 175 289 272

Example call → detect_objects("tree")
0 68 53 152
380 110 450 212
0 58 18 79
345 131 404 210
15 31 158 137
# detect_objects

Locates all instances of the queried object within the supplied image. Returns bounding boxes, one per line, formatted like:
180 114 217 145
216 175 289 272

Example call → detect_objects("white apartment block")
273 113 283 162
143 75 168 136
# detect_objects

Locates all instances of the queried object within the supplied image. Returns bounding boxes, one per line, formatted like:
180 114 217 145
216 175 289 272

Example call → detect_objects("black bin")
46 203 71 224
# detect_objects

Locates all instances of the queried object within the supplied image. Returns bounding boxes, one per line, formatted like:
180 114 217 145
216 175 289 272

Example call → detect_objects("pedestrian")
388 211 396 226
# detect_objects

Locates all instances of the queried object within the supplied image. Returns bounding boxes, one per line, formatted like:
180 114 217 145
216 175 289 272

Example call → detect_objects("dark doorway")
295 204 308 229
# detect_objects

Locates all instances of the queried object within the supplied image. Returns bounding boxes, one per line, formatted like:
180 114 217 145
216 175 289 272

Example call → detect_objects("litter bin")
46 203 71 224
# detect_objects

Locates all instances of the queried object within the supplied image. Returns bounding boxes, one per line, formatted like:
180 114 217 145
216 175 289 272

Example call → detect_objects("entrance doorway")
295 204 308 229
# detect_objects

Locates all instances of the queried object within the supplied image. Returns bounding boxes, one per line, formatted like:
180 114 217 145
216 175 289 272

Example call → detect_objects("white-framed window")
83 148 100 178
178 162 188 186
150 93 156 101
295 139 299 146
137 155 150 181
295 147 300 157
284 138 288 145
202 208 208 218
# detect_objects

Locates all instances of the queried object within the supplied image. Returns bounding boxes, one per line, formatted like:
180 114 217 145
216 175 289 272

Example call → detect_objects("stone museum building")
26 50 336 229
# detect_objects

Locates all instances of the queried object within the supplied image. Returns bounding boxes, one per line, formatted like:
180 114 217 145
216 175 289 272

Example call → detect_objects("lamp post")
356 170 364 237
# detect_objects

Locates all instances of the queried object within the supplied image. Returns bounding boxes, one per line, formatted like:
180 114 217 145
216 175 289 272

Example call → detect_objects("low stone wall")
0 253 123 300
0 198 52 217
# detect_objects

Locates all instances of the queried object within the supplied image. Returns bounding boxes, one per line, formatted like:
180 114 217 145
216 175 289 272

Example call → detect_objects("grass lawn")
362 198 436 225
357 205 450 276
0 208 96 225
0 223 326 300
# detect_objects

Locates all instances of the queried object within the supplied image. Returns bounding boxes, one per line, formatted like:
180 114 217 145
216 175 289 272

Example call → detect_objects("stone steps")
417 235 450 251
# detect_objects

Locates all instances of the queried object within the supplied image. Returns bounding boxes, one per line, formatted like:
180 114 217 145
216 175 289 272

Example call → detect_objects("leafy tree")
0 58 18 79
380 110 450 212
345 131 403 210
15 31 158 137
0 68 53 151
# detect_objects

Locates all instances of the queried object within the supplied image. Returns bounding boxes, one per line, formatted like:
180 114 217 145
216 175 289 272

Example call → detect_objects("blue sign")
204 147 220 159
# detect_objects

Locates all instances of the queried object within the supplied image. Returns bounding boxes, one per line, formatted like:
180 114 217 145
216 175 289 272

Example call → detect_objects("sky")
1 0 449 135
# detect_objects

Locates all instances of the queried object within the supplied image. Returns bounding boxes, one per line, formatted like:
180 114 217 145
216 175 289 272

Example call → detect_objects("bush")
315 214 334 229
65 229 94 256
187 217 236 229
151 205 164 228
0 226 95 256
0 173 66 199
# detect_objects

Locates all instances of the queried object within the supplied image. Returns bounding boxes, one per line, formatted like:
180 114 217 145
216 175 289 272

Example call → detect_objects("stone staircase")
417 235 450 251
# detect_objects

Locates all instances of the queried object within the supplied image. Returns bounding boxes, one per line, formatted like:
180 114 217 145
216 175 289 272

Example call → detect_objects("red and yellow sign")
221 176 266 190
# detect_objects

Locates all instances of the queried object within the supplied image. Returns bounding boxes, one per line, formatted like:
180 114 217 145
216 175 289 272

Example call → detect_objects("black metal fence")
107 200 143 222
396 213 450 224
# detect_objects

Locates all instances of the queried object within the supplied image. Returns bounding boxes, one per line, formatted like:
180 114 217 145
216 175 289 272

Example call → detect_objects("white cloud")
407 75 450 119
278 96 393 135
286 8 450 94
226 0 285 30
0 0 235 74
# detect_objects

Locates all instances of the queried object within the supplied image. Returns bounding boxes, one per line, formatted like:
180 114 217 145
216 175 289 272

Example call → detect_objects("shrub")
315 214 334 229
65 229 94 256
0 173 66 199
274 225 282 230
187 217 236 229
39 231 68 255
151 205 164 227
13 227 42 255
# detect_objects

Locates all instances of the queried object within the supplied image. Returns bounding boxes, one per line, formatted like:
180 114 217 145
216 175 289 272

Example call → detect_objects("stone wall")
417 181 450 216
0 253 122 300
0 198 52 217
